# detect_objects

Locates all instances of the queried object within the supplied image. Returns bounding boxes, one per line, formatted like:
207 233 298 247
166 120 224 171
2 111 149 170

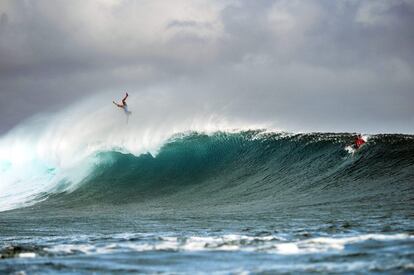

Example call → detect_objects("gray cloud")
0 0 413 134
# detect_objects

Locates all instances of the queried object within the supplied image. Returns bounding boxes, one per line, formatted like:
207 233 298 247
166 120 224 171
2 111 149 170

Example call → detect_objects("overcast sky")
0 0 413 134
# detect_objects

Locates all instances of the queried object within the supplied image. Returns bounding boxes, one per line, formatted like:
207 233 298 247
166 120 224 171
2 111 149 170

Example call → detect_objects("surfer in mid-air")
354 134 366 149
113 92 132 123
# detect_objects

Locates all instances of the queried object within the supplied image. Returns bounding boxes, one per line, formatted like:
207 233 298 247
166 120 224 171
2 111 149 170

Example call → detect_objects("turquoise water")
1 132 413 273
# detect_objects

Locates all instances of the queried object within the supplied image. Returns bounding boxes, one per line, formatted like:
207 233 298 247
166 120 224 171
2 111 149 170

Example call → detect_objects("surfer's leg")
122 93 128 105
113 101 122 108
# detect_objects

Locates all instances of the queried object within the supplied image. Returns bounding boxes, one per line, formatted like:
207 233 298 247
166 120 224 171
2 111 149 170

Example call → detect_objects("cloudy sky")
0 0 413 134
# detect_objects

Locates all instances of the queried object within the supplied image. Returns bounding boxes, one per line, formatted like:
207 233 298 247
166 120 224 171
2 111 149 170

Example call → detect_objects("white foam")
273 233 411 255
42 233 412 256
345 145 356 154
18 252 36 258
44 243 116 255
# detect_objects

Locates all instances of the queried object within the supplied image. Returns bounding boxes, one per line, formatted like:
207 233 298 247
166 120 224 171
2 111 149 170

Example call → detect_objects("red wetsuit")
354 137 365 149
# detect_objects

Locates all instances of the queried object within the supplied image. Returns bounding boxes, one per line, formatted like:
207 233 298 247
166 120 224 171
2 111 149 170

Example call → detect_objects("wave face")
4 131 411 213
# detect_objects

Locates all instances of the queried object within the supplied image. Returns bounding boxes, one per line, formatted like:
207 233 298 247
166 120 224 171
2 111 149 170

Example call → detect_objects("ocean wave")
1 91 413 212
1 130 413 212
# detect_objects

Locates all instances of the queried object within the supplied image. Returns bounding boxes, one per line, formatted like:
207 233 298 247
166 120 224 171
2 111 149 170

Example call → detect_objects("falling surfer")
113 92 132 123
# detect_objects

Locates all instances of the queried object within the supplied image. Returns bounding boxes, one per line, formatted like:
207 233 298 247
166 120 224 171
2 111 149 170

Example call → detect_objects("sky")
0 0 413 134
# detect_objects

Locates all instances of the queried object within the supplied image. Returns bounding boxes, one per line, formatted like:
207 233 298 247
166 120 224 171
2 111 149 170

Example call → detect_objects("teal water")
1 132 413 273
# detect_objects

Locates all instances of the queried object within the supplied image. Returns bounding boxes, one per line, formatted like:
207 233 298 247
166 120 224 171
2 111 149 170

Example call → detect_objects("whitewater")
0 93 413 274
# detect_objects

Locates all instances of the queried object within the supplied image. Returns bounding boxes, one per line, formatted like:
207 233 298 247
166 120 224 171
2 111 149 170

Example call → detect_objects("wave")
2 129 414 212
0 91 265 212
55 132 414 207
1 93 413 212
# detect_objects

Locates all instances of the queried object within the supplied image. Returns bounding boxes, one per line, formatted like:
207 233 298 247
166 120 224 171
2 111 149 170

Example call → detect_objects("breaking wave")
0 93 413 212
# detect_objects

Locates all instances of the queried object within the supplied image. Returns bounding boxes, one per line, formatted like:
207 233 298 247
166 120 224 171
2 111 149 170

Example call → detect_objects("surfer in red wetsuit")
354 134 365 149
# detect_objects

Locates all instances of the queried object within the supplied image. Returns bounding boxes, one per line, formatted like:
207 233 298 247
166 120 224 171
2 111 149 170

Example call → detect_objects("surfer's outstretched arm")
122 92 128 105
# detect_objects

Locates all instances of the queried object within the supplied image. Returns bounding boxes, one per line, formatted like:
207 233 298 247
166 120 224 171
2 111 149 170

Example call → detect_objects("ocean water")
1 111 413 274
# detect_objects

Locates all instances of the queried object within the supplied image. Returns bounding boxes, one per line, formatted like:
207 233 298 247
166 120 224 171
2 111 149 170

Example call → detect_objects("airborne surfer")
113 92 132 123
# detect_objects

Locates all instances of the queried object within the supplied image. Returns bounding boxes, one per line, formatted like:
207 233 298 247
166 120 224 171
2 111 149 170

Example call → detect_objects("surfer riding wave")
354 134 366 149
